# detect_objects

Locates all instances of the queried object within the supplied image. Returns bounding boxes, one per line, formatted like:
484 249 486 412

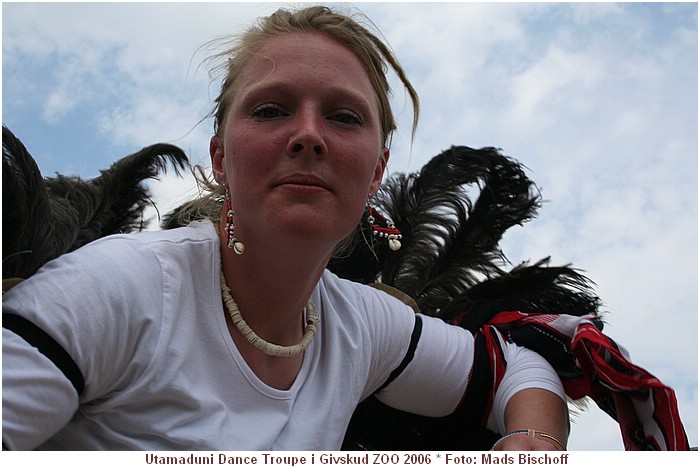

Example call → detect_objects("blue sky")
2 1 697 451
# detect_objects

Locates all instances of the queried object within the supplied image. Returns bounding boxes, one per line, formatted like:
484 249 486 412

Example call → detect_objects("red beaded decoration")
367 205 402 251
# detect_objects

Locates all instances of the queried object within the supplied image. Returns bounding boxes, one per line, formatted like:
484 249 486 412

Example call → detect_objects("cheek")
343 151 384 206
224 130 276 184
225 154 264 199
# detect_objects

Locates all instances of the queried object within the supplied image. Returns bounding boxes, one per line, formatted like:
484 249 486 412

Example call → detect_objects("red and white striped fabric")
467 311 690 450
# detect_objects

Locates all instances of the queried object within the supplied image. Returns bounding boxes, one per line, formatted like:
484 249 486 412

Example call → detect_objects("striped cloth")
461 311 690 450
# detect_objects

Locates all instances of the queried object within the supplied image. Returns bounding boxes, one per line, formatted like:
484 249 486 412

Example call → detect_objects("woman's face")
211 32 389 251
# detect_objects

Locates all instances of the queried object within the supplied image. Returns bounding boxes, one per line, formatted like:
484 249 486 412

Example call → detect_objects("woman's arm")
486 340 569 451
491 388 569 450
365 302 569 451
2 327 80 449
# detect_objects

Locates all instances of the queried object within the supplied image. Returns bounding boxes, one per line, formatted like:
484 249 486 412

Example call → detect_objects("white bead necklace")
219 271 319 357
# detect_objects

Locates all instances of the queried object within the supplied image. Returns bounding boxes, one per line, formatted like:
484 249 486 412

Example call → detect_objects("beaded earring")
367 203 402 251
224 190 245 255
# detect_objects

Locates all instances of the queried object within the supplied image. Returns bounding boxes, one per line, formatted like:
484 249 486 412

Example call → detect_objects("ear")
369 147 390 196
210 136 226 185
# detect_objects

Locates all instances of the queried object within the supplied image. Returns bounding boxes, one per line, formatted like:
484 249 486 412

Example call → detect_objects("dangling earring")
367 202 402 251
224 190 245 255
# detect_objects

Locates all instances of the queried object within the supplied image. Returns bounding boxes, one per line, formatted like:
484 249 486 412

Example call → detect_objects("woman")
2 6 568 450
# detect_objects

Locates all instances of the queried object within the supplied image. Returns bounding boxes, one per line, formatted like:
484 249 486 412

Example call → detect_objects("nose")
287 110 327 157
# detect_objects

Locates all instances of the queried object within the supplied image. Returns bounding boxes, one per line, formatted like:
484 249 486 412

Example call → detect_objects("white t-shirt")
2 220 564 450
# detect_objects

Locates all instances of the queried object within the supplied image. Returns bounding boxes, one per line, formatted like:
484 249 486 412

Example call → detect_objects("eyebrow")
237 80 379 115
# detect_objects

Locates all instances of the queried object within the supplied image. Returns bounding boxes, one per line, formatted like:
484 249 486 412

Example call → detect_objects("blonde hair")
176 5 419 229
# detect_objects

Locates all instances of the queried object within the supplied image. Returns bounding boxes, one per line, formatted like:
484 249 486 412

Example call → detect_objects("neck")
220 270 318 357
217 217 331 347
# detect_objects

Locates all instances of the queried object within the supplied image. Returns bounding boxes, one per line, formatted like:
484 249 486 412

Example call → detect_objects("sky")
2 1 697 452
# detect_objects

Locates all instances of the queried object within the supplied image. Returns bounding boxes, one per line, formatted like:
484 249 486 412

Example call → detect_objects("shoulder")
4 219 220 327
316 269 417 340
89 219 218 253
317 270 413 315
56 219 218 274
2 221 222 395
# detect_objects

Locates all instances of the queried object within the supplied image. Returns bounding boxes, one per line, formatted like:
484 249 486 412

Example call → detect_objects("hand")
491 432 563 451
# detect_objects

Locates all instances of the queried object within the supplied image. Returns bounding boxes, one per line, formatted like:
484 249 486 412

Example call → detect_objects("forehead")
235 32 378 104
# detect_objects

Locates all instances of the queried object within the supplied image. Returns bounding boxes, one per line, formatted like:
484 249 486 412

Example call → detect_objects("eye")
330 111 362 125
251 104 286 119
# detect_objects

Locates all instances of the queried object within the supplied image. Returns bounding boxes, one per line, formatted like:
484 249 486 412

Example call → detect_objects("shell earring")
224 190 245 255
367 202 402 251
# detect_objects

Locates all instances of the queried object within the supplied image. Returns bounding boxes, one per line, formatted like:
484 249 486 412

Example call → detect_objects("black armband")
3 313 84 395
375 314 423 393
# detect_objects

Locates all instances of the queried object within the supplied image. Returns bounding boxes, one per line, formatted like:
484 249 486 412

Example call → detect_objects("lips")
274 174 331 191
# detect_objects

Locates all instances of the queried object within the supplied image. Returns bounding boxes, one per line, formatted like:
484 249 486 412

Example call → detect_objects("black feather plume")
3 126 53 278
445 258 603 332
2 125 189 279
329 146 546 314
385 147 542 313
44 143 189 253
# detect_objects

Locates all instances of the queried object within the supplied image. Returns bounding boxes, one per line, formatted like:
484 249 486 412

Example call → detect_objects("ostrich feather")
329 146 549 313
444 258 602 331
3 126 53 279
2 125 189 280
381 147 543 313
